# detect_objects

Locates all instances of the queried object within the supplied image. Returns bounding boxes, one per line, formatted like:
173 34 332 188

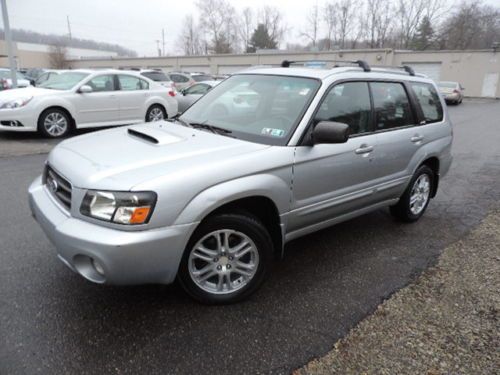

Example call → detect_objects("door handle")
355 144 374 154
411 135 424 143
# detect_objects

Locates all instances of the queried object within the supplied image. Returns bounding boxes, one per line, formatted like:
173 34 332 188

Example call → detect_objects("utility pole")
66 15 72 41
162 28 165 56
155 40 161 56
0 0 17 88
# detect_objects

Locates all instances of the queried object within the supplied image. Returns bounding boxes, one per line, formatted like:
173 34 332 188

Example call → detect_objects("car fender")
35 96 78 124
145 95 177 118
172 173 291 227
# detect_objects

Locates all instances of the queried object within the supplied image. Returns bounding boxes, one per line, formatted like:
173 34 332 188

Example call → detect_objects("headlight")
0 96 33 109
80 190 157 225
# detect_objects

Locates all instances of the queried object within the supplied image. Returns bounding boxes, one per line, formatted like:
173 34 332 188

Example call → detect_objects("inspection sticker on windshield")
262 128 285 137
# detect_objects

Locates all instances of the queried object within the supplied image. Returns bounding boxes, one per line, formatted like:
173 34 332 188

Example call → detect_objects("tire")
390 165 434 222
178 213 273 304
145 104 166 122
38 108 71 138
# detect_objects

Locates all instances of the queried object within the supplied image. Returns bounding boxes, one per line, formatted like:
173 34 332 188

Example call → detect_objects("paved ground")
0 100 499 374
299 210 500 375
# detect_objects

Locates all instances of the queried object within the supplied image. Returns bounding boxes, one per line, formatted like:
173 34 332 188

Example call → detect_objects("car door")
117 74 150 122
368 81 422 201
73 74 119 126
289 81 381 233
178 83 211 113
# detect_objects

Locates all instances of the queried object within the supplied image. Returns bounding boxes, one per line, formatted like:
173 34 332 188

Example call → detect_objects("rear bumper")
28 176 197 285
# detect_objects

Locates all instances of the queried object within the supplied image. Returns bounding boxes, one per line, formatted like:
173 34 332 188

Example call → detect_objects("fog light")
92 258 105 276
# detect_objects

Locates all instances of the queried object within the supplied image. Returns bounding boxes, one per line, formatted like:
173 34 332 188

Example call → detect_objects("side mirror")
79 85 93 94
30 79 36 86
181 89 187 96
313 121 350 144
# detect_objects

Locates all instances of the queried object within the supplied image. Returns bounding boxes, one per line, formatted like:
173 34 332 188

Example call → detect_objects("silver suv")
29 61 453 304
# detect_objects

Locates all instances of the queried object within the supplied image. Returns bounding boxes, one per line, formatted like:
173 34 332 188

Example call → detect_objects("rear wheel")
38 108 71 138
178 213 273 304
390 165 434 222
146 104 166 122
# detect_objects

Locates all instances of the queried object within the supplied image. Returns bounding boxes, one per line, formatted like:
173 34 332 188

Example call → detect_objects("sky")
4 0 500 57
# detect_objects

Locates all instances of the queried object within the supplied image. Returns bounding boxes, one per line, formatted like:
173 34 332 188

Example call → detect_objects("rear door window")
410 82 444 123
118 75 149 90
370 82 415 131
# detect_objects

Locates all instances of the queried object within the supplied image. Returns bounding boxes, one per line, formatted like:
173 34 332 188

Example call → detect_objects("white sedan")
0 69 178 138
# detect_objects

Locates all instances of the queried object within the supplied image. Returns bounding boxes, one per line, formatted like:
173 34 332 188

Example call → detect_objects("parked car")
29 62 452 304
33 69 63 86
191 73 214 82
138 69 175 90
0 69 31 90
165 72 196 91
0 69 177 137
177 81 220 113
437 81 464 104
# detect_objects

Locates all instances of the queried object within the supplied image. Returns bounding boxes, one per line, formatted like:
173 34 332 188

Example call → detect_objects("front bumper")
0 107 37 132
28 176 197 285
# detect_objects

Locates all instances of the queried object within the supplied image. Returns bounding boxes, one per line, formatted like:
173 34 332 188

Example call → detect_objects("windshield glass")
39 72 89 90
142 71 168 81
438 82 457 89
180 74 320 145
0 71 26 80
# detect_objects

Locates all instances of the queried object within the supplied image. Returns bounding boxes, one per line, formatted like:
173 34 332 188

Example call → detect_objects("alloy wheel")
188 229 259 295
409 174 431 215
43 112 68 137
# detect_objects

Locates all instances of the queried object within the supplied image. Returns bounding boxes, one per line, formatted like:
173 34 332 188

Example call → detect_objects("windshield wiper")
189 122 233 135
167 117 233 137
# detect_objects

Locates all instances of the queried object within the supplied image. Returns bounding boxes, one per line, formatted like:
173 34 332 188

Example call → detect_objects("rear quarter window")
410 82 444 123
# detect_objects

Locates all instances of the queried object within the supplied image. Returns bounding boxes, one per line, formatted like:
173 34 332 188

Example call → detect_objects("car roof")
237 66 431 82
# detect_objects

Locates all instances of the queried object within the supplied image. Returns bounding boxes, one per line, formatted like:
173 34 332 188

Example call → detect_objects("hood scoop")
127 125 184 146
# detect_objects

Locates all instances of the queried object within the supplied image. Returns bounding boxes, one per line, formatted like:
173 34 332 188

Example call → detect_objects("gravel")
297 210 500 375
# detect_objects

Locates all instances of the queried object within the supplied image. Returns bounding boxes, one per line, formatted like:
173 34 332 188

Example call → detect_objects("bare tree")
337 0 357 49
301 4 320 48
239 7 254 53
396 0 447 49
48 44 68 69
259 6 286 48
439 1 500 50
364 0 396 48
177 15 203 55
196 0 238 54
323 2 338 50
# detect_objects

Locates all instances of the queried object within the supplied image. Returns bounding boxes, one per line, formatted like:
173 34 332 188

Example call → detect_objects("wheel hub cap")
410 174 431 215
188 229 259 295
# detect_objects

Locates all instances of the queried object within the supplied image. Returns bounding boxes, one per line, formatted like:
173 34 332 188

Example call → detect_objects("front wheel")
390 165 434 222
38 108 71 138
178 213 273 304
146 104 166 122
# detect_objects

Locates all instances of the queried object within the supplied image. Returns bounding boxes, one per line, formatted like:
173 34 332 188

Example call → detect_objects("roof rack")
280 59 371 72
371 65 416 76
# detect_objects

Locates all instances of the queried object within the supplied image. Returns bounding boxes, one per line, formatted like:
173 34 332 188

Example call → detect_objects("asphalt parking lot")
1 99 499 374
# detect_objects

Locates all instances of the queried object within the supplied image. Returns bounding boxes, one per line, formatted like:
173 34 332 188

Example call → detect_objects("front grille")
44 166 72 210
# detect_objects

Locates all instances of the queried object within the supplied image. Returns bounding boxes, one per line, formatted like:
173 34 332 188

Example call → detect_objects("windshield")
38 72 89 90
180 74 320 145
142 71 169 81
438 82 457 89
0 71 26 80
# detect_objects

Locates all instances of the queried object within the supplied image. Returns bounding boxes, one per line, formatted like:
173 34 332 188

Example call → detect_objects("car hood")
0 86 61 100
47 122 271 190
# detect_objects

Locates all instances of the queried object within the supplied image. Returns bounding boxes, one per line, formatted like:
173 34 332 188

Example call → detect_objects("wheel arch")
418 156 440 198
173 175 290 258
37 105 76 130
